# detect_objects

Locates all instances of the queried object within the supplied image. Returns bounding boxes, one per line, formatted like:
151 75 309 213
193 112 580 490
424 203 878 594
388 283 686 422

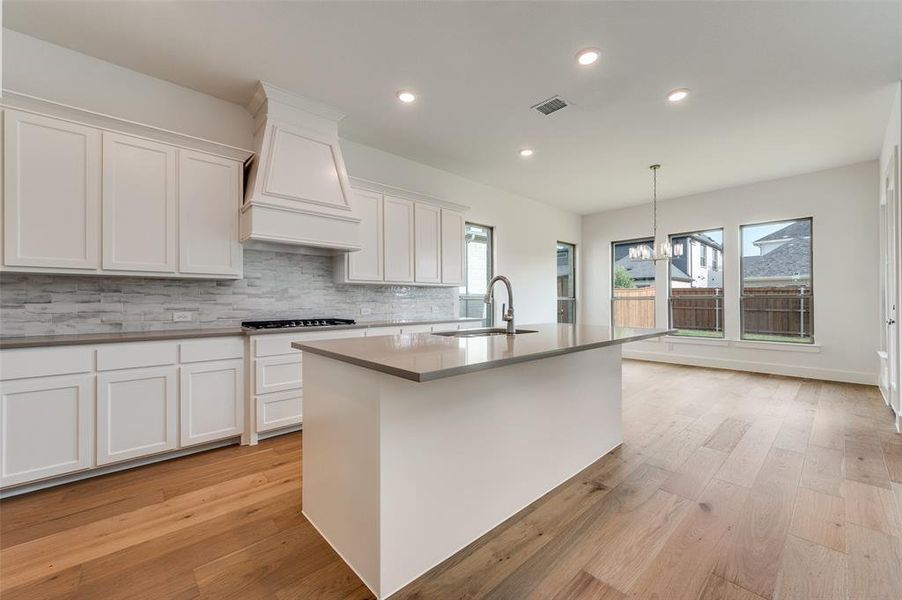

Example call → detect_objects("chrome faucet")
484 275 515 334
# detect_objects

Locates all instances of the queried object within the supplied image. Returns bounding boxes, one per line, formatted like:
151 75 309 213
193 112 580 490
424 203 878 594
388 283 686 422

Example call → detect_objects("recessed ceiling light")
576 48 601 66
397 90 416 103
519 148 534 157
667 88 690 103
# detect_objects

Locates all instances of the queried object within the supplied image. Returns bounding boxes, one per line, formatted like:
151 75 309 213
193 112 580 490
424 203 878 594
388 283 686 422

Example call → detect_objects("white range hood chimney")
241 81 361 252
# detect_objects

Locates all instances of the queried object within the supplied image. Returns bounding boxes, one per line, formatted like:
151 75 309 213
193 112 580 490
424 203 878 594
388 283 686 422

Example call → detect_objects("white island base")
301 344 623 599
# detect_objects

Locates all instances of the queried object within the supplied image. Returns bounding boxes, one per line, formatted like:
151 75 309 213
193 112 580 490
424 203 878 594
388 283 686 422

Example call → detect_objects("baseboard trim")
622 350 877 385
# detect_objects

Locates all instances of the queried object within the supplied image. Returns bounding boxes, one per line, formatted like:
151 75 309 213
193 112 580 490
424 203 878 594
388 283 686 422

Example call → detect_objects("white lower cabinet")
0 374 94 487
96 366 178 465
180 359 244 447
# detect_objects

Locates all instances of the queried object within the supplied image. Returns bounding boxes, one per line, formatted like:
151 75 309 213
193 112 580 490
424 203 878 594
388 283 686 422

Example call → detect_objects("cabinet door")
255 354 303 395
180 359 243 447
414 203 442 283
3 110 101 269
347 190 383 282
178 150 242 276
102 132 177 273
97 366 177 465
441 209 466 285
383 195 414 282
0 374 93 487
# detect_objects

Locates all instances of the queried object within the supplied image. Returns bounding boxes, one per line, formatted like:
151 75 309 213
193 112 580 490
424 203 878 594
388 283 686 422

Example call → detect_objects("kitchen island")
292 323 671 598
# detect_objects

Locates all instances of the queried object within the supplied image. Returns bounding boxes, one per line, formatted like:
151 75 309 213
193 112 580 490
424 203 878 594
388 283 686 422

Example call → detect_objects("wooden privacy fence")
613 286 812 338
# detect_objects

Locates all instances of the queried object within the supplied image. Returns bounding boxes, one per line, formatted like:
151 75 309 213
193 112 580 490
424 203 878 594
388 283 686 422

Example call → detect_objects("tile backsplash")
0 250 459 337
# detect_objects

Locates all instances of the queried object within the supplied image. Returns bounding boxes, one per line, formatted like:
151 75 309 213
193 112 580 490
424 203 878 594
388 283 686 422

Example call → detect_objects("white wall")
1 30 580 325
2 29 254 149
582 161 880 384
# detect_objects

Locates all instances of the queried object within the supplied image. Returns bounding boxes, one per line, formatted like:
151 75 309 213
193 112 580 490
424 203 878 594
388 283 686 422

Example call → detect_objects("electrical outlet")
360 307 373 316
173 311 193 322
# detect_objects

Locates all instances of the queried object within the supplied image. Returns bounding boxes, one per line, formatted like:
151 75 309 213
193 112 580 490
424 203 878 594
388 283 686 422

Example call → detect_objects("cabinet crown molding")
348 177 470 213
1 90 254 164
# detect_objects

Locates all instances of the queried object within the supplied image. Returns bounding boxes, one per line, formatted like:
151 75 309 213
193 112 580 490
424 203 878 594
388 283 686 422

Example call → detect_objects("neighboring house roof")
754 220 811 245
674 232 723 251
615 255 690 282
742 237 811 280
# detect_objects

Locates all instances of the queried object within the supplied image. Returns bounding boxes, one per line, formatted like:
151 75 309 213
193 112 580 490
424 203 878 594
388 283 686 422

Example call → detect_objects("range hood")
241 81 361 252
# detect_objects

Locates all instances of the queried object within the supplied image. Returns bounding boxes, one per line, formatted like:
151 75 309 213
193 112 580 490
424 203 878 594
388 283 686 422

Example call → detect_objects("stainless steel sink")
433 328 538 338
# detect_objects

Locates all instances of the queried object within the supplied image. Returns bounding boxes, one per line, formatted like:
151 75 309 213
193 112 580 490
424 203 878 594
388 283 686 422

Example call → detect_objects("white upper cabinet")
102 132 178 273
178 150 242 277
0 96 250 280
383 195 415 282
346 189 383 282
3 109 101 269
441 209 466 285
415 203 442 283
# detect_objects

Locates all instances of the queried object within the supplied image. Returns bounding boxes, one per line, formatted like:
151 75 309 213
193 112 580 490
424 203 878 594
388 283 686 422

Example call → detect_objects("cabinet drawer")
179 337 244 363
252 329 363 357
96 342 177 371
400 324 433 334
255 355 303 395
1 346 94 380
255 390 302 433
366 326 403 337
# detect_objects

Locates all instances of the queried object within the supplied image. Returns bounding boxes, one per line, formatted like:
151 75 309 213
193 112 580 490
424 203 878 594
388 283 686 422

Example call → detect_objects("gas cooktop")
241 318 357 330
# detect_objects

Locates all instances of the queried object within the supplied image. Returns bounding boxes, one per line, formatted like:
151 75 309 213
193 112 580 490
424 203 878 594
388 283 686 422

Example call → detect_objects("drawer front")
252 329 363 357
1 346 94 380
96 342 177 371
256 390 302 433
254 355 303 395
179 337 244 363
400 324 433 334
431 322 463 333
366 326 403 337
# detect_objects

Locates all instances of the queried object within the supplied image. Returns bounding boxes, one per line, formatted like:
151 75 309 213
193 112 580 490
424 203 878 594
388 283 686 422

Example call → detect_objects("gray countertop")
0 317 483 349
292 323 674 382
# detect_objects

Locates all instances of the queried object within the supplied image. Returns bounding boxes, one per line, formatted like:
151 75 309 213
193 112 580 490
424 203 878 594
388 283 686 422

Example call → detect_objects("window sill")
732 339 821 353
664 335 728 346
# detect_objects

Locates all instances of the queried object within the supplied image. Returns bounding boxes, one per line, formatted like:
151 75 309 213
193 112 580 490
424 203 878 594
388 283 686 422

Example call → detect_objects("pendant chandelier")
629 164 684 262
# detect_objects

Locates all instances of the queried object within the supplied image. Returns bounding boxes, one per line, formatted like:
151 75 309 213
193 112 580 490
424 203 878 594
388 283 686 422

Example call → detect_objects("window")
740 218 813 343
669 229 724 338
611 239 655 328
557 242 576 324
459 223 494 326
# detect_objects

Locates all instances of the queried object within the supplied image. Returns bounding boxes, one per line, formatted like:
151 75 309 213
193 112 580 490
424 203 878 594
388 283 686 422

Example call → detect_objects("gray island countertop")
292 323 674 382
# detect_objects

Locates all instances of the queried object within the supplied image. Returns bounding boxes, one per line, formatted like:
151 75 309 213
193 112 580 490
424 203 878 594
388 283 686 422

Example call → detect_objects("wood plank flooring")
2 361 900 600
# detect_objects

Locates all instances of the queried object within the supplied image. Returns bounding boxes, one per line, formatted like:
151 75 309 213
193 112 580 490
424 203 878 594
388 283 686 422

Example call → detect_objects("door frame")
879 145 900 431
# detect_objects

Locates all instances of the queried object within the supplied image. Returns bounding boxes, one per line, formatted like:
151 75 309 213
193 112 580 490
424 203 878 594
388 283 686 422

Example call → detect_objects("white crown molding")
1 89 255 164
246 81 345 123
348 177 470 213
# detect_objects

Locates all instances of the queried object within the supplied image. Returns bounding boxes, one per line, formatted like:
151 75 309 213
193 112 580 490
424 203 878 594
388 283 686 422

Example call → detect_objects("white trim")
732 339 821 352
0 436 239 498
664 335 728 346
1 90 254 163
622 351 874 385
349 176 470 213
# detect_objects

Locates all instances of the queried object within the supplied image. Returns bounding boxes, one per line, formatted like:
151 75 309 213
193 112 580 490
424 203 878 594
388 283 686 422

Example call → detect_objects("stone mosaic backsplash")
0 250 459 337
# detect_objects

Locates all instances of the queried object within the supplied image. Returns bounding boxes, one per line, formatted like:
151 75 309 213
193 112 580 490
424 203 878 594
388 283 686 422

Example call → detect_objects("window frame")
459 222 494 327
739 216 814 344
557 241 577 324
667 228 725 339
611 237 656 330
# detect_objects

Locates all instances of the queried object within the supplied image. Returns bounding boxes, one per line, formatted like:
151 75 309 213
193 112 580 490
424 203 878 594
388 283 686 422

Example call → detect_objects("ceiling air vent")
531 95 568 116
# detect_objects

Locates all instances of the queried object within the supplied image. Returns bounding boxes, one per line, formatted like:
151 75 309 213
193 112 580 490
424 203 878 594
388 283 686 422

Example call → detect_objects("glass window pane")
668 229 724 338
557 242 576 324
459 223 493 326
612 239 655 328
740 218 813 343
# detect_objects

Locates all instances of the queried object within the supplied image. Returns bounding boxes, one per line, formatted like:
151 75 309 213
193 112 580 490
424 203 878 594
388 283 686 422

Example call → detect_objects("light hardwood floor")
2 361 901 599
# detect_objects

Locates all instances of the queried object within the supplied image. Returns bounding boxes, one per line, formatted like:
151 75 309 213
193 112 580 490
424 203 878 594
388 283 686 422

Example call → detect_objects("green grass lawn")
742 333 814 344
671 329 725 339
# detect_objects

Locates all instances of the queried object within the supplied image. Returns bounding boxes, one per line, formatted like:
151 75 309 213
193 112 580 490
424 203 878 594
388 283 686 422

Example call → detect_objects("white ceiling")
4 1 901 214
